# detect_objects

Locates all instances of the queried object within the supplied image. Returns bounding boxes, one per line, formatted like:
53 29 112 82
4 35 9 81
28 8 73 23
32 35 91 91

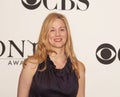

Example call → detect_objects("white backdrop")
0 0 120 97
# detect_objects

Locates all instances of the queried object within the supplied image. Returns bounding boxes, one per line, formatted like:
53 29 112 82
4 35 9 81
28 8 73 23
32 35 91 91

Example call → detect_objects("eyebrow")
60 26 66 28
50 26 66 29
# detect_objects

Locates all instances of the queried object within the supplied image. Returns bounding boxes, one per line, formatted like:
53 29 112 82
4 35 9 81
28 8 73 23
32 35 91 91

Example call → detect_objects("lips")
54 38 62 42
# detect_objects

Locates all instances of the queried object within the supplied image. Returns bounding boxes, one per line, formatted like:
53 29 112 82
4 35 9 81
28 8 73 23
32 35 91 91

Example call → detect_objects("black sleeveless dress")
29 56 78 97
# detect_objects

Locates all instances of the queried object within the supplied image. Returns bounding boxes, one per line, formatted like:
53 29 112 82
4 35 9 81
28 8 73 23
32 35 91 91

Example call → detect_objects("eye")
60 28 66 32
50 29 55 32
96 43 116 64
21 0 41 9
61 28 65 31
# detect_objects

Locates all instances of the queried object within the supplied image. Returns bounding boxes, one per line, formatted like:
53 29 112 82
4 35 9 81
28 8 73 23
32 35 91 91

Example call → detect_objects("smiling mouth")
54 38 62 42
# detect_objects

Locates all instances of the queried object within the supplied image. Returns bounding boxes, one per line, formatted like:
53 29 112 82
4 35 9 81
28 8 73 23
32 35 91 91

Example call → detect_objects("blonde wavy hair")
23 12 80 78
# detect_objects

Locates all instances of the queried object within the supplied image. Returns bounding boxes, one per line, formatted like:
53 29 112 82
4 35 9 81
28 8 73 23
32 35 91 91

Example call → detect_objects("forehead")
51 18 66 27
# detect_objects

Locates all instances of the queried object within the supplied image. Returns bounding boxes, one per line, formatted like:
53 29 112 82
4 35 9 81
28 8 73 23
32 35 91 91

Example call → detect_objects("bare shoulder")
24 58 38 69
77 60 85 73
22 58 38 76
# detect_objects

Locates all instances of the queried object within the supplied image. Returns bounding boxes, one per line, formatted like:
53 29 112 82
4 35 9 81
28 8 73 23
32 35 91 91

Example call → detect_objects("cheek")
62 32 68 40
47 33 54 43
48 32 55 38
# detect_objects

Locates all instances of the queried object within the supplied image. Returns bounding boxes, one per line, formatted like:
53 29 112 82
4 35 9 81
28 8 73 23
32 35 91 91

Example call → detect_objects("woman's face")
47 19 68 49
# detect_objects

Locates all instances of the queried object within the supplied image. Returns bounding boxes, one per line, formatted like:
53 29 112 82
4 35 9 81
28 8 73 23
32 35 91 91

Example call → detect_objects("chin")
51 44 65 49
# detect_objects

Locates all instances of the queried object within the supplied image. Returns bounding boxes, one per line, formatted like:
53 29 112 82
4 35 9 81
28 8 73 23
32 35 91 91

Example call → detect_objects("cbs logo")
96 43 120 64
21 0 89 10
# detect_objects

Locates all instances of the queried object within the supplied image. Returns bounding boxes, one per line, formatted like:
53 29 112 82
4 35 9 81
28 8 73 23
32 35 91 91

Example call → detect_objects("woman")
17 12 85 97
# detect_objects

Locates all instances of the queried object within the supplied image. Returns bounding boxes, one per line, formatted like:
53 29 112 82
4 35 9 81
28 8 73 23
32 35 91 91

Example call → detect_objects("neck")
48 48 67 69
51 46 65 54
50 52 66 59
48 47 67 61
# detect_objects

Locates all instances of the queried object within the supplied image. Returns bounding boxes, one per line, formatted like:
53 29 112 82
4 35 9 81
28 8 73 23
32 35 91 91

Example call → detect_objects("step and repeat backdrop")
0 0 120 97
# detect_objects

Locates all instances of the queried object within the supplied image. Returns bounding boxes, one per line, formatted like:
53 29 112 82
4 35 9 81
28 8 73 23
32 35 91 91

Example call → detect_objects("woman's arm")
77 62 86 97
17 61 37 97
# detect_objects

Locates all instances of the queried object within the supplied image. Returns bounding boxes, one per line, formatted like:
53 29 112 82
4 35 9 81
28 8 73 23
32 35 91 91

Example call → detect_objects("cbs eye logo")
21 0 41 10
96 43 120 64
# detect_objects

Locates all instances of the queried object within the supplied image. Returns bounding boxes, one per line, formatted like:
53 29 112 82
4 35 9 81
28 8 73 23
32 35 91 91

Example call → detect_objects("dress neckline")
46 56 72 77
47 55 71 70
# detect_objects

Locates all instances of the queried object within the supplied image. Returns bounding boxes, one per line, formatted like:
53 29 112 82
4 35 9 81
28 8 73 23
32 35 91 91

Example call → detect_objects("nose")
56 30 60 36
